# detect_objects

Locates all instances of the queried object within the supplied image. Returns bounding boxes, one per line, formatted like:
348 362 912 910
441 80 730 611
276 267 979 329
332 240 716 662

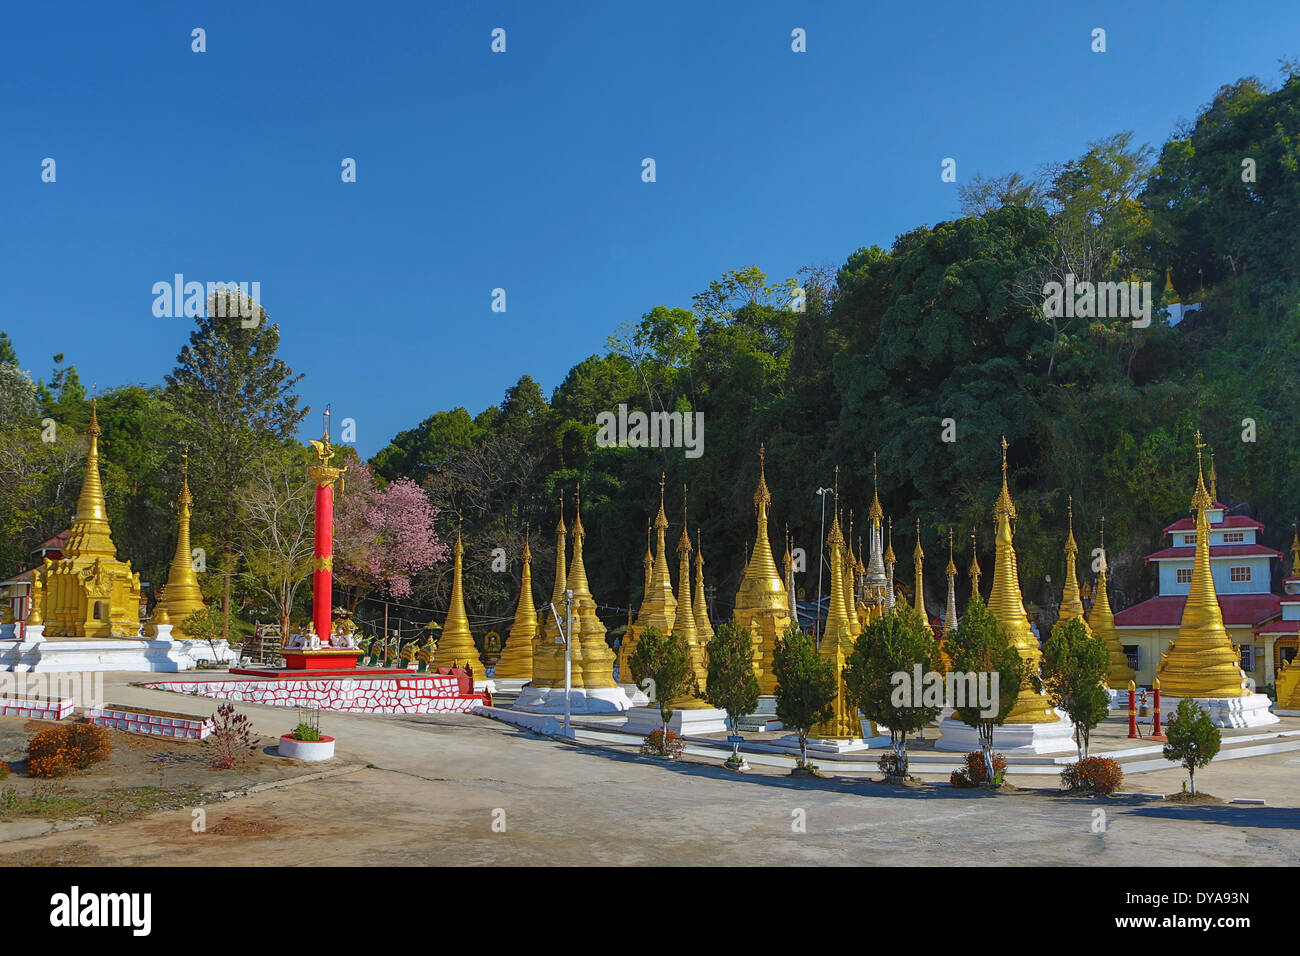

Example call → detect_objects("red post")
1152 678 1162 738
313 480 334 645
1127 680 1138 739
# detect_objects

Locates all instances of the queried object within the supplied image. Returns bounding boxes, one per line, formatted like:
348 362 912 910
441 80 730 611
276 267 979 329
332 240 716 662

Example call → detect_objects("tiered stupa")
671 496 710 707
843 510 862 637
861 455 890 621
1274 526 1300 714
731 446 792 696
938 438 1074 753
968 529 982 600
159 449 206 638
565 488 618 689
619 475 676 687
1055 497 1090 638
432 520 480 669
884 518 897 614
1086 517 1135 686
692 530 714 642
492 525 535 686
783 530 798 628
912 519 928 632
37 400 143 638
1154 434 1277 727
810 503 862 741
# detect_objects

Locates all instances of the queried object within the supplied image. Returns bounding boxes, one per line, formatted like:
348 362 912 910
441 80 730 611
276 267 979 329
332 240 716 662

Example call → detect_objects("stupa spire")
1290 520 1299 576
161 446 206 636
65 398 118 561
884 516 897 613
944 528 958 637
912 518 927 623
811 503 858 738
433 517 480 669
1057 496 1090 632
784 528 798 624
672 488 708 704
566 485 615 688
494 523 537 680
988 437 1058 724
1156 433 1249 698
532 494 569 687
1088 516 1135 685
620 473 678 681
968 528 982 600
693 527 714 642
732 444 791 694
843 507 862 636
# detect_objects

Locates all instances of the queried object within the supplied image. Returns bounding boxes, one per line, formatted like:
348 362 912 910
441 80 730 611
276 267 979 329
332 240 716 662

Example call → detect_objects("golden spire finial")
884 516 896 564
1291 520 1300 576
1065 495 1078 555
912 518 927 623
555 491 566 534
678 485 691 551
968 528 982 592
868 452 884 524
572 484 584 537
946 527 957 577
522 521 531 562
994 436 1017 520
1190 431 1213 514
754 444 772 507
913 517 924 560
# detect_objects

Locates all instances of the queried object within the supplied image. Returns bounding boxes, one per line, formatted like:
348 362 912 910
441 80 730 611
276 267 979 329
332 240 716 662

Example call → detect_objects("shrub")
639 728 685 759
0 760 8 780
951 749 1007 787
204 702 259 770
291 723 321 742
878 750 904 778
27 723 113 778
1061 756 1124 794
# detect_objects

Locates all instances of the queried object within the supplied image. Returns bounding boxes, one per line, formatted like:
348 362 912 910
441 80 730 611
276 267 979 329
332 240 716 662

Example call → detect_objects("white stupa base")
491 677 531 694
0 638 197 673
935 713 1076 754
176 638 237 665
619 682 652 706
620 705 730 736
773 728 891 754
512 684 633 714
1161 693 1279 728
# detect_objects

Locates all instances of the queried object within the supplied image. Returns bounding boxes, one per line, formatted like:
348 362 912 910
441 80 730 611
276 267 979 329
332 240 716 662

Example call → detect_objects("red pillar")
313 479 334 644
1127 680 1138 739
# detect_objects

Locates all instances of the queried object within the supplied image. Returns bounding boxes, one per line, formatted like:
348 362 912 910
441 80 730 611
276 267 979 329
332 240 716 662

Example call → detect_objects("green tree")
772 625 837 769
843 604 941 777
629 626 697 744
1040 617 1110 758
1162 699 1222 796
704 622 761 765
34 353 89 432
946 594 1024 782
0 331 17 366
165 290 307 640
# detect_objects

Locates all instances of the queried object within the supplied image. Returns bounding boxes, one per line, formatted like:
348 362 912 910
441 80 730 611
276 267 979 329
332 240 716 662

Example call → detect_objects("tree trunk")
221 543 233 642
1189 767 1196 796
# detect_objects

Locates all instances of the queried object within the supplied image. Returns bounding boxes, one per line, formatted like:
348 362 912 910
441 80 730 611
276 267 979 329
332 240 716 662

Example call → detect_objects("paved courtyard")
0 674 1296 866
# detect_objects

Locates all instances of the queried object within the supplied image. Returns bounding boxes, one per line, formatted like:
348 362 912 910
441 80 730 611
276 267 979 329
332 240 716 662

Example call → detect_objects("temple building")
1112 455 1288 690
731 446 792 696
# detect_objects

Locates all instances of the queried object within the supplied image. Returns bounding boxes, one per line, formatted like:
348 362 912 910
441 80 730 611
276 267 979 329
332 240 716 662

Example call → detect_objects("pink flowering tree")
335 461 447 611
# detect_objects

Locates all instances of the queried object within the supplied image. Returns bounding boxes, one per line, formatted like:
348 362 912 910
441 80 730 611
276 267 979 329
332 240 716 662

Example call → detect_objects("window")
1183 535 1197 545
1176 568 1193 583
92 601 105 620
1230 566 1251 583
1124 646 1140 671
1239 645 1255 670
1223 532 1244 543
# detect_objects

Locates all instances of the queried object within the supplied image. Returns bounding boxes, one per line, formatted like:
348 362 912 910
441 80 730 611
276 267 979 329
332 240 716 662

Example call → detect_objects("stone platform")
513 684 633 714
145 673 486 715
934 712 1078 754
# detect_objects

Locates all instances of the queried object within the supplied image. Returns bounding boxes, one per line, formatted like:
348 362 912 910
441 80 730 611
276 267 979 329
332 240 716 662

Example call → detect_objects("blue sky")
3 0 1297 458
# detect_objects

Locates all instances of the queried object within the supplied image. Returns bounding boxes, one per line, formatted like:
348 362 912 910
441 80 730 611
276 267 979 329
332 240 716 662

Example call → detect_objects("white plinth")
620 705 729 736
935 712 1077 754
772 729 891 754
618 707 733 738
619 682 652 707
513 684 633 714
0 636 197 673
1161 693 1279 728
278 734 335 761
491 678 531 694
176 637 237 665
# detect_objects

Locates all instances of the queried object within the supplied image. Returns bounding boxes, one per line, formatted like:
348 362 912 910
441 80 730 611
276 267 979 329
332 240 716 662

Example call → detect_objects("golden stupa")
988 438 1060 724
843 509 862 637
493 525 536 680
620 475 676 682
566 488 618 689
1087 516 1135 685
811 503 860 739
731 446 791 695
36 399 143 638
968 529 982 601
671 496 710 707
912 518 928 630
432 520 480 669
939 529 957 671
1056 497 1091 637
783 530 798 625
532 496 580 688
159 448 206 637
692 529 714 642
884 517 897 614
1155 434 1250 698
861 454 890 621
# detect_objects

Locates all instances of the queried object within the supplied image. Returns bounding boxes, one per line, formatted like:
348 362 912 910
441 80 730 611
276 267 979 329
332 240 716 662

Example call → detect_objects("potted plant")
277 707 335 761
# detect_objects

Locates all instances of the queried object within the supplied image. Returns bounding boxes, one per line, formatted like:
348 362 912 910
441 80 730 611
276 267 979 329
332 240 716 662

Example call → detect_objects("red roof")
1114 593 1281 628
1145 544 1281 563
32 530 69 554
1255 618 1300 636
1162 513 1262 534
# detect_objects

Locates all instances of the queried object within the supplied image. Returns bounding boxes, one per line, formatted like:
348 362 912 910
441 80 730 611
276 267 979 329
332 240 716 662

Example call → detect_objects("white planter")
278 733 335 761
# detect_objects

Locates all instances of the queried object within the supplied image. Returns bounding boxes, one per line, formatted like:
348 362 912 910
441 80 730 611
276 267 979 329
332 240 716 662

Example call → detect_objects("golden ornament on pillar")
493 525 536 680
731 445 792 695
1156 434 1250 698
988 438 1059 724
38 400 142 638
